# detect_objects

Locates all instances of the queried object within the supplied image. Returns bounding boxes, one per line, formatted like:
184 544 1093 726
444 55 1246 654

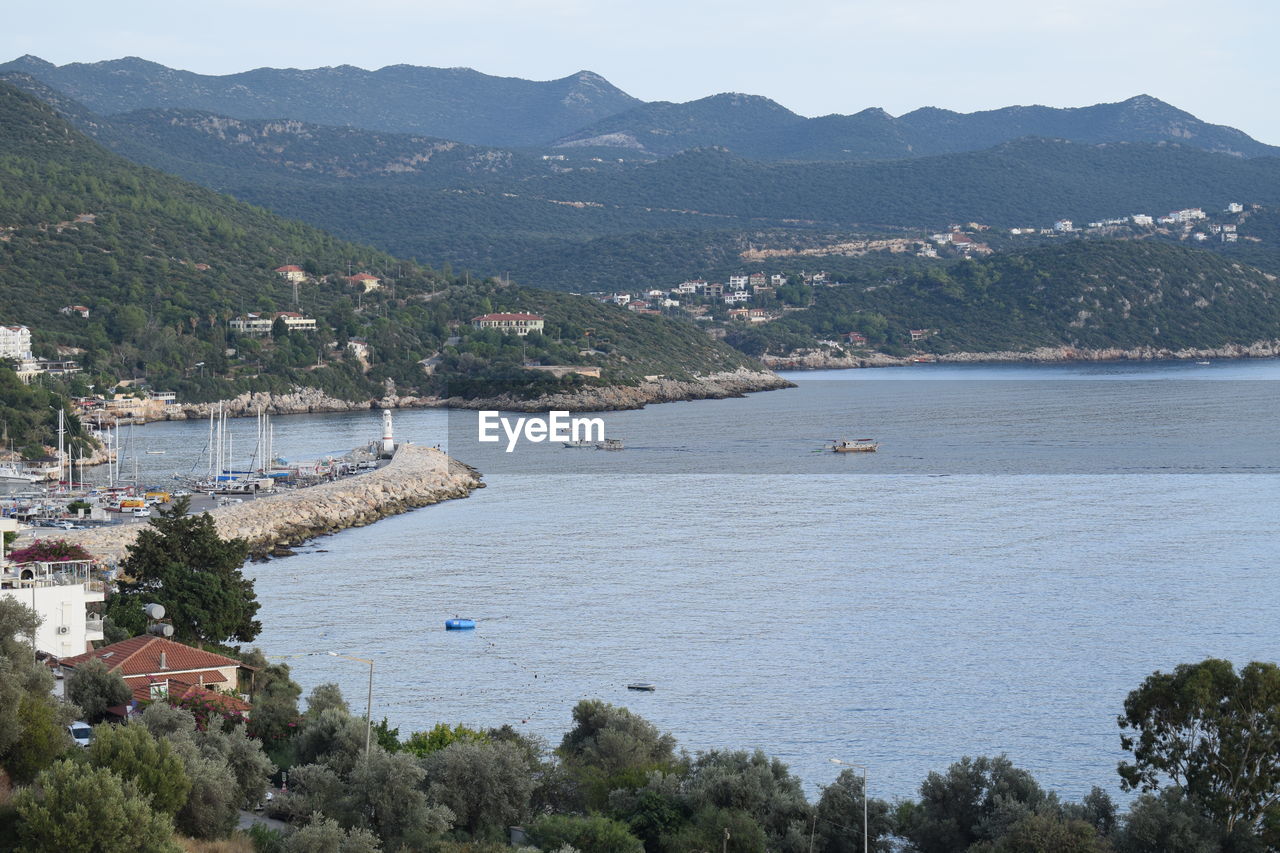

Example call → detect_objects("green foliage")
109 496 258 648
422 740 533 838
242 648 303 746
65 657 131 723
305 683 349 717
3 695 72 785
1112 790 1222 853
0 367 92 462
814 768 894 853
968 813 1113 853
13 759 182 853
897 755 1051 853
246 823 288 853
403 722 489 757
662 806 768 853
529 813 645 853
168 736 240 839
281 813 383 853
1118 658 1280 835
87 722 192 816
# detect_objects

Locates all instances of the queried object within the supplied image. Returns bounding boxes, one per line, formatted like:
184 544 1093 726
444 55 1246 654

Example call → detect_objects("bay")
104 360 1280 799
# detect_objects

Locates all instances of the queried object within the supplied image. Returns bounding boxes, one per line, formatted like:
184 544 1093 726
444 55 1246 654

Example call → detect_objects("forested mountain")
0 55 639 148
556 93 1280 160
0 81 756 405
730 241 1280 356
6 56 1276 161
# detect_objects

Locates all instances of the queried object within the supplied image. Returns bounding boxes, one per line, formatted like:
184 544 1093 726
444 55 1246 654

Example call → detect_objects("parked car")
132 508 152 518
67 721 93 747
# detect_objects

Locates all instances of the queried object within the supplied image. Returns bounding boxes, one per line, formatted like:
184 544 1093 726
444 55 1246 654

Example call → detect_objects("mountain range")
3 55 1276 161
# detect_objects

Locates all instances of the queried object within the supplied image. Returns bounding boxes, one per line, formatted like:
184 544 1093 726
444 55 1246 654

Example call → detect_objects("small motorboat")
596 439 624 451
627 682 656 692
445 618 476 630
830 438 878 453
1196 360 1211 366
562 439 594 448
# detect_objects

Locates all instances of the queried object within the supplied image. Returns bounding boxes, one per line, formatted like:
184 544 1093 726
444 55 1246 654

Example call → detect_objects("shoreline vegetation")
49 444 483 562
760 339 1280 370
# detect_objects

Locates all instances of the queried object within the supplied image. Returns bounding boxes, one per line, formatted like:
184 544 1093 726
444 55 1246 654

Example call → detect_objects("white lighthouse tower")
381 409 395 456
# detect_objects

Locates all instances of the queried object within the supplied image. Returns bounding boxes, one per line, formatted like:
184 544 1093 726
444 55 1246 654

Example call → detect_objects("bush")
530 813 644 853
65 658 132 723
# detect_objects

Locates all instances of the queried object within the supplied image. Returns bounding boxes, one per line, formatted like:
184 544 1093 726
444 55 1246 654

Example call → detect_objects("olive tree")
66 657 132 723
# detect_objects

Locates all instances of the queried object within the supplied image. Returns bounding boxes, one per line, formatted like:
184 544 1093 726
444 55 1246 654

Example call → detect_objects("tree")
13 760 182 853
560 700 677 808
65 657 132 722
168 737 239 840
1119 659 1280 834
682 749 812 850
7 538 92 564
969 813 1112 853
898 756 1050 853
242 647 303 745
282 813 383 853
0 598 64 782
663 806 768 853
108 496 259 648
423 740 533 838
1113 790 1222 853
815 768 894 853
4 695 72 785
402 722 488 757
88 722 192 817
306 682 349 717
530 813 645 853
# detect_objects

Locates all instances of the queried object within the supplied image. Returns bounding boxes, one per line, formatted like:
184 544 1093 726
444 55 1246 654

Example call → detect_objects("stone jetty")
52 444 483 563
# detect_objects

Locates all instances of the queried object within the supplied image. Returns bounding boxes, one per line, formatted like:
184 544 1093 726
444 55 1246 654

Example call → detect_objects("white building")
1131 214 1154 227
1053 220 1074 233
1226 202 1244 214
728 275 749 290
230 312 317 335
472 313 546 336
0 551 105 658
0 325 33 361
1168 208 1206 223
724 290 750 305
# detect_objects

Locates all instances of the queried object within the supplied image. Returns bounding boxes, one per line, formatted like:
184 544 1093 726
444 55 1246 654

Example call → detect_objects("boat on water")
562 439 594 448
596 439 624 451
1196 360 1212 365
830 438 878 453
445 618 476 630
627 682 656 692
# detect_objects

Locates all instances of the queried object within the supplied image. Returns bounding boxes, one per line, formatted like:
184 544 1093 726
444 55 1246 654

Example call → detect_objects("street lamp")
829 758 869 853
328 651 374 760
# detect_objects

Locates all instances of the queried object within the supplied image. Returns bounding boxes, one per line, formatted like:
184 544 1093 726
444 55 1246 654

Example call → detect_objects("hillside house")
472 313 545 336
0 325 33 361
230 312 317 335
61 635 254 716
347 273 382 293
748 272 767 288
60 305 90 318
274 265 307 282
844 332 868 346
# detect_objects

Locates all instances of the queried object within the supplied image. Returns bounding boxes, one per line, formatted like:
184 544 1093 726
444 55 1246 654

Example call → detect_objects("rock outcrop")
50 444 482 563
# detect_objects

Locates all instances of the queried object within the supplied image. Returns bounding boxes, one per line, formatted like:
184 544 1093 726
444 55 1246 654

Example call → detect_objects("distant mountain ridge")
555 93 1280 160
3 55 1276 160
0 55 640 148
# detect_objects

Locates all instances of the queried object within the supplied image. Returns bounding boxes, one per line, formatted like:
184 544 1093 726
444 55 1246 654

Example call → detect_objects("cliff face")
51 444 482 562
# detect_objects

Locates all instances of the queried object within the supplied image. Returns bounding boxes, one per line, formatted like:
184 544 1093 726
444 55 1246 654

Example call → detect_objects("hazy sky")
4 0 1277 143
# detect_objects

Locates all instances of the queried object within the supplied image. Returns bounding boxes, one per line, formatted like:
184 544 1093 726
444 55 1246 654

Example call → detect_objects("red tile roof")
61 635 250 678
348 273 380 281
274 265 303 272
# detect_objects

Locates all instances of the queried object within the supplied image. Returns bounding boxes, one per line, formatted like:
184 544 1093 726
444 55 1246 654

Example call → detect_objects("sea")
99 359 1280 801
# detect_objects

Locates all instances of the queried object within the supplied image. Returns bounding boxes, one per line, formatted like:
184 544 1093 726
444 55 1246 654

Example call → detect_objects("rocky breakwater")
56 445 483 563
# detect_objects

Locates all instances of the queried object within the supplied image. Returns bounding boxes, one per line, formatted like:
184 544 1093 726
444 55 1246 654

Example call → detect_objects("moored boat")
596 439 624 451
445 618 476 630
562 439 594 448
830 438 878 453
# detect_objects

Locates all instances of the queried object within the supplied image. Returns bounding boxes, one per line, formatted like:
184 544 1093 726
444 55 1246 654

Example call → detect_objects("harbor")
3 410 483 562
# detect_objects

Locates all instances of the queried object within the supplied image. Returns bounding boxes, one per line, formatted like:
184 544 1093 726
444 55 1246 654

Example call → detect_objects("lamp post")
328 651 374 760
829 758 869 853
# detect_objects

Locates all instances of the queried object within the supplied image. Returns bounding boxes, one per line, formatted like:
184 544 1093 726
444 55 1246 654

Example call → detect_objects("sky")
3 0 1277 144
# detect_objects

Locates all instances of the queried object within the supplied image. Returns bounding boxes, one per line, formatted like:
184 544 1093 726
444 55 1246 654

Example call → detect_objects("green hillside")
731 241 1280 356
0 82 757 406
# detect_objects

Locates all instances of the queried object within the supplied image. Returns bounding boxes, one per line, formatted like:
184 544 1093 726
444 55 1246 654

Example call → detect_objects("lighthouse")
381 409 395 456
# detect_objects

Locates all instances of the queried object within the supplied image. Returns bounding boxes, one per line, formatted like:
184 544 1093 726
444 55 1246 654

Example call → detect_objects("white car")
67 721 93 747
132 508 152 518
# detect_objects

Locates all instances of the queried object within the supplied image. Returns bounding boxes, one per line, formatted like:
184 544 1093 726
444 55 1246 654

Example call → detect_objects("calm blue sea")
108 359 1280 801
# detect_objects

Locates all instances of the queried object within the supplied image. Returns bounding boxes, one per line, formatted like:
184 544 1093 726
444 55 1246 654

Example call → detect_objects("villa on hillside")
60 635 255 718
347 273 382 293
274 265 307 282
230 312 318 335
472 313 545 336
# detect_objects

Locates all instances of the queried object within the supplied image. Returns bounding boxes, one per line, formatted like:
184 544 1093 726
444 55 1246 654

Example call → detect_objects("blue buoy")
445 618 476 630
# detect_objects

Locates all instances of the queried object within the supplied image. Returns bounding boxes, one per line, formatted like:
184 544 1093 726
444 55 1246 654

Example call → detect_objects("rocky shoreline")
761 340 1280 370
141 368 793 422
45 444 483 563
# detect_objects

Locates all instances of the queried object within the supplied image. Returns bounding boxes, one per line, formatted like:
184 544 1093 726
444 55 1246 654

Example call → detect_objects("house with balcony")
0 547 105 658
230 312 318 335
347 273 382 293
273 265 307 282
